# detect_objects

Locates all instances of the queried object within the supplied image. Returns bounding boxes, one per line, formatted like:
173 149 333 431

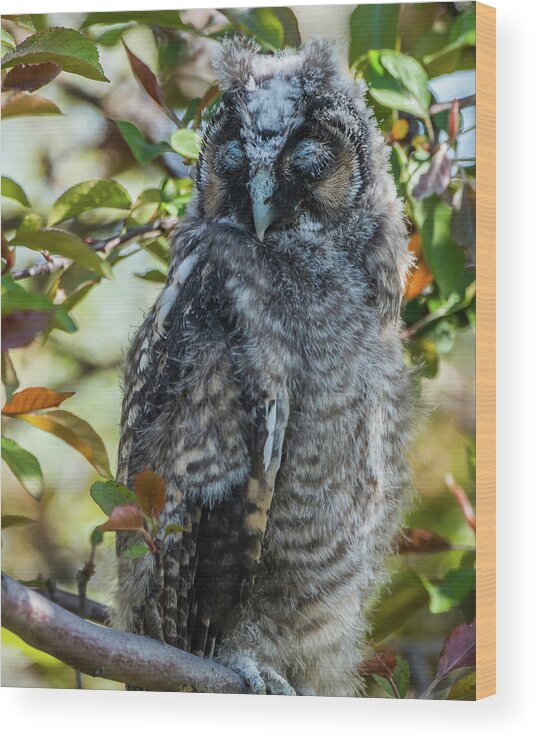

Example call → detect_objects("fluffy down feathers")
114 38 412 696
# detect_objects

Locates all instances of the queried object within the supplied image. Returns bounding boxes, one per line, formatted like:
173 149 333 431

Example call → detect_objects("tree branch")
32 581 110 624
2 573 248 694
10 218 177 281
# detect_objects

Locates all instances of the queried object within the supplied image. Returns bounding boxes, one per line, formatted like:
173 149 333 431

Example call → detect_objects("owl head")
195 38 380 243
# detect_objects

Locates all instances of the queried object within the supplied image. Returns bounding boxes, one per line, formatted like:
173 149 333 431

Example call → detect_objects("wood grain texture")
475 1 496 701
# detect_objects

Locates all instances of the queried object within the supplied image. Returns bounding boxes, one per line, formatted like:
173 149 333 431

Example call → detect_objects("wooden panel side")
475 1 496 701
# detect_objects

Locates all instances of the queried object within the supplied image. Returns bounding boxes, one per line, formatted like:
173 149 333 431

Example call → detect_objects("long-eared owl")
114 37 412 697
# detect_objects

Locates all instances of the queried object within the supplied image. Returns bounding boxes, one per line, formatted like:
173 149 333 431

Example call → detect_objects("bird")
113 37 413 697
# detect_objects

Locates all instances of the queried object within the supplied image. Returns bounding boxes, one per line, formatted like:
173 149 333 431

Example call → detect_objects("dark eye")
215 139 246 175
290 139 333 179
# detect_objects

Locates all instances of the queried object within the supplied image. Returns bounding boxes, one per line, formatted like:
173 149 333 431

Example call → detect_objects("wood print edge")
475 1 496 701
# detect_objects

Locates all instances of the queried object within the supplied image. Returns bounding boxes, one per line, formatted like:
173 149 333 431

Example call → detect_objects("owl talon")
222 654 296 695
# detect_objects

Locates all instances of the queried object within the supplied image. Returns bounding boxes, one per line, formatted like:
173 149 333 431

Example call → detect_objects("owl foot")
223 655 296 695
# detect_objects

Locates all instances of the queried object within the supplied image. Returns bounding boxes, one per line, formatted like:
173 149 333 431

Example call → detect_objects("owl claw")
221 654 296 695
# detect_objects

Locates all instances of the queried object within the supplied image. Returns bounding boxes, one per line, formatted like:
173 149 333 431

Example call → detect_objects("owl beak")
249 168 275 242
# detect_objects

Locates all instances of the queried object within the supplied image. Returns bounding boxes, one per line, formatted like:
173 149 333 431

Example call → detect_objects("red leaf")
134 469 166 517
1 311 52 349
2 62 61 93
359 649 398 677
412 142 452 200
2 386 74 415
98 503 144 532
122 41 181 126
436 622 476 682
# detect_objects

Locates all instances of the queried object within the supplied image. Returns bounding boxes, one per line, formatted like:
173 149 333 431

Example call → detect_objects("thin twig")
75 542 99 689
35 581 110 624
429 94 476 116
445 474 476 532
10 218 177 281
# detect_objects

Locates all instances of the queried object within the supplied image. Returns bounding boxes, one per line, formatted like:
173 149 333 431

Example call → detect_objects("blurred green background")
1 3 476 697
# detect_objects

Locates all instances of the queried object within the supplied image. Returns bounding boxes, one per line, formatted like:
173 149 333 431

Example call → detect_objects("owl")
114 38 412 697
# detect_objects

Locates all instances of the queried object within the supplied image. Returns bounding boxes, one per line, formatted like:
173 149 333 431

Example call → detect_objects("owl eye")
290 139 333 179
216 139 246 175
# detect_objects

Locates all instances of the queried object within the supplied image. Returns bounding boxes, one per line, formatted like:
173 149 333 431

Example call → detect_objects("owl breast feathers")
114 37 412 697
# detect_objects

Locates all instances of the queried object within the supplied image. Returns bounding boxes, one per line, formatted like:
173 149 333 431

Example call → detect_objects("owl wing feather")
116 235 288 659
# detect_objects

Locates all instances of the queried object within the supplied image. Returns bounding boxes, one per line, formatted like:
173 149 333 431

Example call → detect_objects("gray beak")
249 167 275 242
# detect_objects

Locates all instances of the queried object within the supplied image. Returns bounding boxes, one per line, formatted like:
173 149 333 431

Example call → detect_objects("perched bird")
114 37 412 697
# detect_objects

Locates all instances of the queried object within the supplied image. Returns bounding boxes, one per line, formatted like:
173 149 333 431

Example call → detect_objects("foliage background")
1 3 476 697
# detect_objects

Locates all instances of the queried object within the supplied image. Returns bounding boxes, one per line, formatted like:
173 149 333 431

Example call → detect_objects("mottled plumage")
113 38 412 696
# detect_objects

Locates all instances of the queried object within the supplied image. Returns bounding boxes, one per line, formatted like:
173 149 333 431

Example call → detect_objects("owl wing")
116 238 288 658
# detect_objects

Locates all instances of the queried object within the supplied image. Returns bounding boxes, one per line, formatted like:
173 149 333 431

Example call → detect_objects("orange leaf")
16 410 112 478
404 232 433 300
2 386 74 415
2 92 63 118
391 118 409 142
134 469 166 517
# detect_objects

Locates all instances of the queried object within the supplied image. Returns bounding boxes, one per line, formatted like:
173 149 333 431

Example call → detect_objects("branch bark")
33 581 110 624
2 573 248 694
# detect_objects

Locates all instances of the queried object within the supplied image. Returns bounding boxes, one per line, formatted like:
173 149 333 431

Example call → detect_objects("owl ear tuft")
300 39 341 94
213 36 261 91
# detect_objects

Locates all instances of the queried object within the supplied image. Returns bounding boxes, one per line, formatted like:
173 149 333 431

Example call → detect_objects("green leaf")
170 129 202 161
1 351 20 401
48 180 131 227
221 8 285 51
1 277 62 347
121 542 150 559
373 674 395 698
423 8 476 65
2 93 63 119
90 480 136 516
371 569 429 643
420 560 476 615
2 16 36 32
1 275 54 315
2 514 36 529
2 27 108 82
447 671 476 701
1 28 16 52
90 527 104 547
114 119 172 166
17 409 112 478
1 176 31 207
13 228 112 278
1 276 75 344
349 4 400 65
1 436 44 500
141 236 170 265
272 8 301 47
415 196 470 299
89 24 134 47
135 268 166 283
164 523 188 537
392 656 410 698
80 11 187 30
367 49 431 118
